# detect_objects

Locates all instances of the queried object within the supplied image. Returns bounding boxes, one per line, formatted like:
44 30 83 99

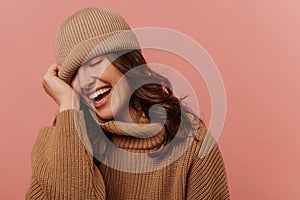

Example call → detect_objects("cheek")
110 80 132 111
70 77 81 93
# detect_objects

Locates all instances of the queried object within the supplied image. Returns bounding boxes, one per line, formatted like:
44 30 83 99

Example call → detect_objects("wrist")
59 103 73 112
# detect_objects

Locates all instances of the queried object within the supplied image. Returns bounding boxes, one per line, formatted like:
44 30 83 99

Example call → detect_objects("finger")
46 63 59 76
47 63 57 72
57 64 61 71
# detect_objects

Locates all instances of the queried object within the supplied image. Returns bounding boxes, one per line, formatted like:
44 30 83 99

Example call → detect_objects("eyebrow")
83 55 104 66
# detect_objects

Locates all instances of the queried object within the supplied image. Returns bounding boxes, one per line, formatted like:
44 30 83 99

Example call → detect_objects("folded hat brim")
58 30 141 84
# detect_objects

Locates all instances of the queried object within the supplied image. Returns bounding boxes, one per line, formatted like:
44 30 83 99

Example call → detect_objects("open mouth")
88 86 112 104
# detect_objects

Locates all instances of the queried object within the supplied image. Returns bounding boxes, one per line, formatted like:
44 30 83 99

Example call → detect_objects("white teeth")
89 87 111 99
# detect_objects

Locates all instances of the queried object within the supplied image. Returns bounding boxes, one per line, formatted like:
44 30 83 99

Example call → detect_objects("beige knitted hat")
54 7 141 84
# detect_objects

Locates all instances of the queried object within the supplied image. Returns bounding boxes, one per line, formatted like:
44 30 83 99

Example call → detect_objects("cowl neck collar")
88 109 166 151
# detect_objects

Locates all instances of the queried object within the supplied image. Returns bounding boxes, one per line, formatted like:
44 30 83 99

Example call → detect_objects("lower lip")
94 89 112 109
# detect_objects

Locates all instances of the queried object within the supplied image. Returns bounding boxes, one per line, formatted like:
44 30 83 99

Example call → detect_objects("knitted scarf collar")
87 108 166 151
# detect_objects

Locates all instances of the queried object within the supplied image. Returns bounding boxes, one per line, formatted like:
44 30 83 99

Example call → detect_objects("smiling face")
71 55 132 121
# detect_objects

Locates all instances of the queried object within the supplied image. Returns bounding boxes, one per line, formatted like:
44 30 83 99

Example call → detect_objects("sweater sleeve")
186 132 230 200
25 109 106 200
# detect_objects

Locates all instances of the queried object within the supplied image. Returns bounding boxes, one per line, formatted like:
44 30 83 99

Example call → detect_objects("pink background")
1 0 299 199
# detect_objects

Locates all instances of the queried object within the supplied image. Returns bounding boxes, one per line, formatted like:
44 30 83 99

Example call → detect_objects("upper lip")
85 86 111 98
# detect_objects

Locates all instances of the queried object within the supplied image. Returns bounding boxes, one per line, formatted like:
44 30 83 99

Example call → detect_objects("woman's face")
71 55 132 120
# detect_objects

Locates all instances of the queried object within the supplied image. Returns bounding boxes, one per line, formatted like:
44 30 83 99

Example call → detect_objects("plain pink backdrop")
1 0 299 199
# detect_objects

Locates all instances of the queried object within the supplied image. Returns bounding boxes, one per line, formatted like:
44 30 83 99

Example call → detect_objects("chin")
95 110 114 120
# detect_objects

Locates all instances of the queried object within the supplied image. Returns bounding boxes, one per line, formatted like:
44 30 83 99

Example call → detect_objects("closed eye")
89 58 103 66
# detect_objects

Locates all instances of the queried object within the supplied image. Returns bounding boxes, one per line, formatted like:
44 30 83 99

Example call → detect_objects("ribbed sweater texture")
26 109 230 199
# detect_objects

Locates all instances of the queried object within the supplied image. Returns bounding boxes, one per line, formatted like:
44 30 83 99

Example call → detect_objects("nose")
80 76 96 93
76 62 106 93
82 77 95 90
77 70 96 93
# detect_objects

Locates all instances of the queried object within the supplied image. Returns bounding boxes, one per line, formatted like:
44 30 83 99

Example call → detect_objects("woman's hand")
42 63 74 112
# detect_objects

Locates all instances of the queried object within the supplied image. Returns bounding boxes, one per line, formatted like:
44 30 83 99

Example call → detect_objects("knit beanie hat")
54 7 141 84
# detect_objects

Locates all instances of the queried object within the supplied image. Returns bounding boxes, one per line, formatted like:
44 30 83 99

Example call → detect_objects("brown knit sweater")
26 109 230 199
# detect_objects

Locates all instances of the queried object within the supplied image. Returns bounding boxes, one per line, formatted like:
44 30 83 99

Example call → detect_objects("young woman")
26 7 230 200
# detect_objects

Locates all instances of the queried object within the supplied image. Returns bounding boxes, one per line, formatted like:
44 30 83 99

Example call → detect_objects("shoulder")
185 123 231 199
185 114 219 162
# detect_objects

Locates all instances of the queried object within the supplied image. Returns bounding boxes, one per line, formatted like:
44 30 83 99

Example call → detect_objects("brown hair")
105 50 205 145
